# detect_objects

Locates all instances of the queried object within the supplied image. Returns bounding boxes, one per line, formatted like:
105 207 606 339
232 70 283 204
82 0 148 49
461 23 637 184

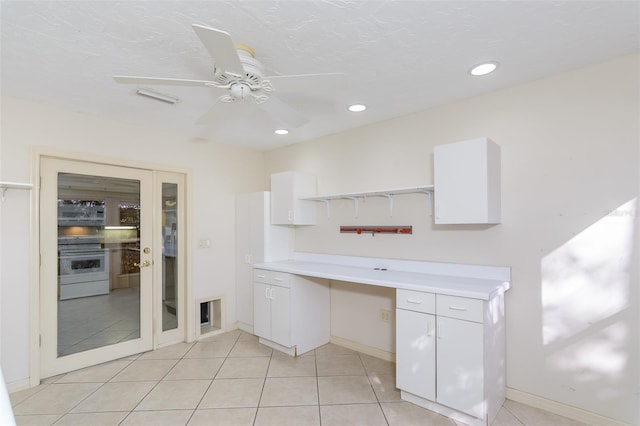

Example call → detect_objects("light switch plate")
198 239 211 248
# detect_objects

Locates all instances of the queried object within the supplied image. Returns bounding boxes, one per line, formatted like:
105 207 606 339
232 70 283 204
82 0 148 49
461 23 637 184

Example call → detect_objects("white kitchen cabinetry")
270 171 317 225
235 192 290 333
436 315 484 416
253 269 330 356
395 289 436 401
396 290 506 426
434 137 501 224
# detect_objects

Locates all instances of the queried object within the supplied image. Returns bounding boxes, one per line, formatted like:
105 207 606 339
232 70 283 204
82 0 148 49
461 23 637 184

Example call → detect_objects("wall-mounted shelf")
0 181 34 201
302 185 434 218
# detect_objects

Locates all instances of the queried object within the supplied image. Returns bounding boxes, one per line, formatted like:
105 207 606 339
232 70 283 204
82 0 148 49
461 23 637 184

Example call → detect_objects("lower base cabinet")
396 289 505 426
395 308 436 401
253 269 330 356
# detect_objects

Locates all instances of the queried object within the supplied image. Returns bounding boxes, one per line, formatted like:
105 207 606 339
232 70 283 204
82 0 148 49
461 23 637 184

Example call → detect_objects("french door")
39 157 184 378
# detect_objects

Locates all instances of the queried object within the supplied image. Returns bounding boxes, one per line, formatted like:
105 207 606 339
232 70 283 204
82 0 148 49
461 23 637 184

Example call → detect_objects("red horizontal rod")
340 226 412 235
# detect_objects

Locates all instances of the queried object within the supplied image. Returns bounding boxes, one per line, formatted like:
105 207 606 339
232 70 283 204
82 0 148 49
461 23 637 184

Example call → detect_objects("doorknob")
134 260 152 268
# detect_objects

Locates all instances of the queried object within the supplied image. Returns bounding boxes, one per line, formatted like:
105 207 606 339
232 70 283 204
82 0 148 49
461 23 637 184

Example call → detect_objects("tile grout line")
314 348 322 425
186 331 243 425
29 357 136 420
357 351 391 426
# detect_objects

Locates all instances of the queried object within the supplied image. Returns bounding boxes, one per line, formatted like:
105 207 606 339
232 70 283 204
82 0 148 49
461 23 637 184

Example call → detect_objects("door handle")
134 260 152 268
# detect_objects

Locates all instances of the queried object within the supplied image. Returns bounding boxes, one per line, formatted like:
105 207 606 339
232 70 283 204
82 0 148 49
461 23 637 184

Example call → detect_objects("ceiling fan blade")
259 95 309 128
196 97 252 126
113 75 214 87
264 73 347 94
192 24 245 76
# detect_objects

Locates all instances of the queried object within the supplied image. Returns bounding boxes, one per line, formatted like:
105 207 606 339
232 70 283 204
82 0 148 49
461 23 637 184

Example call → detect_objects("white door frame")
29 148 193 385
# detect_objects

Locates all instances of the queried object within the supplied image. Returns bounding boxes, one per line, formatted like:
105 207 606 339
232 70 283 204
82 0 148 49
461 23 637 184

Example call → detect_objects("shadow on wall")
541 198 638 423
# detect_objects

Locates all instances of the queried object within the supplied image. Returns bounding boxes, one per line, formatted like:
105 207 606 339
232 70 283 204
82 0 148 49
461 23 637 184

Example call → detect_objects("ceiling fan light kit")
113 24 346 130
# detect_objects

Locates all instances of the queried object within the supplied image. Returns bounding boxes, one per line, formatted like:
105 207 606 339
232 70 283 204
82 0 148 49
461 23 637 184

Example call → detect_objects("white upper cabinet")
434 137 501 224
270 171 317 225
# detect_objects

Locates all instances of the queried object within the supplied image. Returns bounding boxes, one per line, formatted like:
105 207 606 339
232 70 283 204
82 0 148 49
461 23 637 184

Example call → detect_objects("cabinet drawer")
254 269 271 284
396 289 435 314
436 294 483 323
270 272 291 288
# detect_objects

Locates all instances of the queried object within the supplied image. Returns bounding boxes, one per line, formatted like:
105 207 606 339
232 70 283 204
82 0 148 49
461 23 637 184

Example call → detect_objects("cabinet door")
396 309 436 401
436 316 484 417
269 284 291 347
270 171 316 225
270 172 295 225
248 192 266 263
434 137 501 224
235 194 253 327
253 282 271 340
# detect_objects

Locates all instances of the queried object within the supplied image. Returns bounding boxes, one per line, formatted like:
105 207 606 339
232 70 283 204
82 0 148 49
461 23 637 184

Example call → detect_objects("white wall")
263 53 640 424
0 96 265 386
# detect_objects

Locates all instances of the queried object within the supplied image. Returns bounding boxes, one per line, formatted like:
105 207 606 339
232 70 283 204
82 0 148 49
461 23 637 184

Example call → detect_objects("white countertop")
254 256 510 300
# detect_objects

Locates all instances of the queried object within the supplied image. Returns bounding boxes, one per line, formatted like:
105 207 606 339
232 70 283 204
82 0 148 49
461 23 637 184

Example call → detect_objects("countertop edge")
254 260 510 301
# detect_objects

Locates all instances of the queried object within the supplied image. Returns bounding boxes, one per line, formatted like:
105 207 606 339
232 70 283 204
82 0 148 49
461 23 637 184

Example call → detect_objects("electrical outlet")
380 309 391 322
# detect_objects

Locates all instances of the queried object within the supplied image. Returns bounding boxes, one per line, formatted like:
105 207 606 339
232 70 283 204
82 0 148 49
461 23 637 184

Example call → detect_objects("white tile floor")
11 330 589 426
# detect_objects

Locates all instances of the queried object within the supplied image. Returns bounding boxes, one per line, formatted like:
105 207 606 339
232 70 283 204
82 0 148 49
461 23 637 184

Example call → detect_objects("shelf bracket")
346 197 359 218
415 188 434 216
382 194 394 217
322 199 331 219
0 182 34 202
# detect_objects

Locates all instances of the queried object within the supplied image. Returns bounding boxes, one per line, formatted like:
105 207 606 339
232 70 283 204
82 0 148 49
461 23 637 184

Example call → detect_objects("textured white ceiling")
1 1 638 151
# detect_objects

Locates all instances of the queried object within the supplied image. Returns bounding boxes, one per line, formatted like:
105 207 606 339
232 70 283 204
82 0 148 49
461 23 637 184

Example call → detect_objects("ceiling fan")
113 24 346 128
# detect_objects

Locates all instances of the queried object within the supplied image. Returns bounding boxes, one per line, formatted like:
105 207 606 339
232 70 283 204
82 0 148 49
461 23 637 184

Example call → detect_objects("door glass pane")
57 173 141 357
162 183 178 331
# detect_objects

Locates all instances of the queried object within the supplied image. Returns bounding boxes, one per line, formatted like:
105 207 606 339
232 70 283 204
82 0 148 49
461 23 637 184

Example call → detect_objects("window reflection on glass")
162 183 178 331
57 173 141 357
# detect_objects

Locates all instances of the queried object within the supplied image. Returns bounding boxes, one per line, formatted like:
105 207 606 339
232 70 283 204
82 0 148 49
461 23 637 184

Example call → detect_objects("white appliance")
58 235 110 300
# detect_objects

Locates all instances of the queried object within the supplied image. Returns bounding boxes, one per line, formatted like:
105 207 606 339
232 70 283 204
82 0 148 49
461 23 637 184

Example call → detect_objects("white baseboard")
506 388 632 426
320 339 631 426
236 322 252 334
329 335 395 362
7 378 31 394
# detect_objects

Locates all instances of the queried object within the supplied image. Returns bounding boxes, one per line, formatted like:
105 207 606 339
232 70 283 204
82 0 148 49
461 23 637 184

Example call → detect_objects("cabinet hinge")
39 334 42 347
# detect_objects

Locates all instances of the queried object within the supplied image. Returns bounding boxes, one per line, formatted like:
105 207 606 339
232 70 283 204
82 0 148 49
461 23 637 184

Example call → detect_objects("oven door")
58 250 110 300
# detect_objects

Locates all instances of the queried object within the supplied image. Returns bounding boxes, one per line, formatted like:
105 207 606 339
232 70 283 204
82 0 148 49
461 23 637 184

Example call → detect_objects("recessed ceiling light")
469 62 499 76
274 129 289 135
348 104 367 112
